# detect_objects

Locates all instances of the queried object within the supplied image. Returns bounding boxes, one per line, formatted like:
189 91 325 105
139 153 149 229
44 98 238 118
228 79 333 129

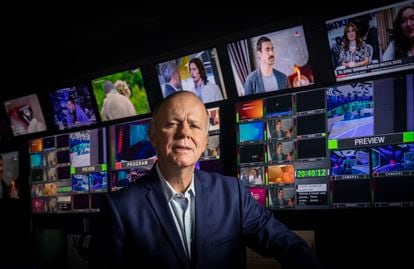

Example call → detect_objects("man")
66 98 90 127
189 58 223 103
100 81 137 121
272 142 287 161
161 61 182 97
271 119 286 139
244 36 291 95
90 91 322 268
273 187 290 206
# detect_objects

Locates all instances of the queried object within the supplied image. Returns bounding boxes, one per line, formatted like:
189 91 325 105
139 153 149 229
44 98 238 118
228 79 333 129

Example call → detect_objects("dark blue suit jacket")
90 168 322 269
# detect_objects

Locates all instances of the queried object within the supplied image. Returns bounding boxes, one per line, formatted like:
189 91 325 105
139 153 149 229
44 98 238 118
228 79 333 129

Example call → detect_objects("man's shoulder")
246 69 260 80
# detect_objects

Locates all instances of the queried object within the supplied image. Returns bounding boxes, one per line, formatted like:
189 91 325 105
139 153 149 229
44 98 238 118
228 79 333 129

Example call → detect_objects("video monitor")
238 121 265 144
227 25 314 96
330 148 370 180
297 138 327 160
236 99 263 122
327 75 413 148
0 151 19 199
29 127 108 213
296 114 326 137
372 143 414 177
207 107 220 134
267 141 295 163
91 67 150 121
249 187 266 207
326 1 414 81
267 164 295 185
267 186 295 208
4 94 47 136
201 134 220 161
49 84 97 130
266 94 293 117
267 117 295 141
239 144 265 166
239 166 265 186
156 49 227 104
109 118 157 191
327 81 374 140
295 89 326 114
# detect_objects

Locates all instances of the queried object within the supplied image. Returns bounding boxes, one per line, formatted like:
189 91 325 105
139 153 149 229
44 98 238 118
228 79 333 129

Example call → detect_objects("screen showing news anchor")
326 1 414 82
49 84 97 130
227 25 314 97
3 94 47 136
91 67 150 122
156 48 227 104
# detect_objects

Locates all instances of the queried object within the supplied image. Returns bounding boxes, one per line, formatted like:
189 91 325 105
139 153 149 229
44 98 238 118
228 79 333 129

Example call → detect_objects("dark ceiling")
3 1 398 99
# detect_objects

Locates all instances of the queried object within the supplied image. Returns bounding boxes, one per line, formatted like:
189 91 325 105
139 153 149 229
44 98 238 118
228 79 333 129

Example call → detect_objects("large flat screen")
325 1 414 81
156 48 227 104
227 25 314 97
91 67 150 121
4 94 47 136
49 83 97 130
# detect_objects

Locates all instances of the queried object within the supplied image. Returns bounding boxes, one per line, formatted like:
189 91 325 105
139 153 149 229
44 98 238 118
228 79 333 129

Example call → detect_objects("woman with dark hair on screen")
339 22 370 68
383 5 414 61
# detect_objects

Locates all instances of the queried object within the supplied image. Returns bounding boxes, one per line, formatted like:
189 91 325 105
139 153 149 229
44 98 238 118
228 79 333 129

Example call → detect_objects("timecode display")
296 168 329 178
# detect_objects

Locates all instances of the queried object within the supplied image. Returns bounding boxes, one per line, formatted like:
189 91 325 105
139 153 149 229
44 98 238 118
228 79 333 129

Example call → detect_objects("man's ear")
149 128 157 148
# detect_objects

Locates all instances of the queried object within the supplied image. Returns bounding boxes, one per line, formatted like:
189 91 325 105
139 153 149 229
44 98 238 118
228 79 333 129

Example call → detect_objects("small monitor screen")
109 118 157 191
0 151 19 199
266 95 293 117
4 94 47 136
327 81 374 140
49 84 97 130
92 67 150 121
236 99 263 121
156 48 227 104
325 1 414 81
330 149 370 179
227 25 314 96
239 144 265 165
372 143 414 177
239 121 265 144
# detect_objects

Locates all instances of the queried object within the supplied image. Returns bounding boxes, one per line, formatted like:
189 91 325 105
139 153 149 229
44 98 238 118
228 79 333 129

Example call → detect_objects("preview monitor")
91 67 150 121
0 151 19 199
325 1 414 81
227 25 314 97
49 84 97 130
156 48 227 104
4 94 47 136
372 143 414 177
29 128 108 213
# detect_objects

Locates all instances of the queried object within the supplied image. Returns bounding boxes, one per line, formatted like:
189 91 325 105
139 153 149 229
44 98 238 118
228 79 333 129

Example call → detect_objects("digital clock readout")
296 168 328 178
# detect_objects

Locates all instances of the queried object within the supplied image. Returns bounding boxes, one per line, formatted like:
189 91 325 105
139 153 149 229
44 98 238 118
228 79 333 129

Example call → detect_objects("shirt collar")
156 163 195 203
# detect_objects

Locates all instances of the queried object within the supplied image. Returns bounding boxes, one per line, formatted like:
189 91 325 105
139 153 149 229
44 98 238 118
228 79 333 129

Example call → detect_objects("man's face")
276 121 282 130
150 93 208 170
278 189 285 199
67 101 75 112
277 144 283 154
259 41 275 66
189 63 201 84
173 70 182 89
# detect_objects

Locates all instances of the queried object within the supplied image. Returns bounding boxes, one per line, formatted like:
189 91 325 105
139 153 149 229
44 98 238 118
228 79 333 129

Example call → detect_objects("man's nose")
176 123 191 138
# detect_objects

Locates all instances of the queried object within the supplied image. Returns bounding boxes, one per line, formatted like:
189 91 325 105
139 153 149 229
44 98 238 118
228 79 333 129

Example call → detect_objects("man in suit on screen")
90 91 323 269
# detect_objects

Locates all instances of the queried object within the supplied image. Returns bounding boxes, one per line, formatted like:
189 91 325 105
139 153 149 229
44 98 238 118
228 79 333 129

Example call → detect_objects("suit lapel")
192 172 210 267
145 170 190 268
